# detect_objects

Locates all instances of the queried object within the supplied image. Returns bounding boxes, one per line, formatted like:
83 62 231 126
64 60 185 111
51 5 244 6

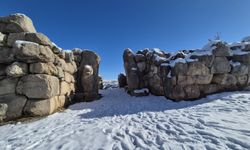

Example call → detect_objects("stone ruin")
122 38 250 101
0 14 101 122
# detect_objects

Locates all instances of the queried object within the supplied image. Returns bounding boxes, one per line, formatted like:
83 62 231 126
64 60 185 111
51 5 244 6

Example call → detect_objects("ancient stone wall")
123 39 250 101
0 14 100 122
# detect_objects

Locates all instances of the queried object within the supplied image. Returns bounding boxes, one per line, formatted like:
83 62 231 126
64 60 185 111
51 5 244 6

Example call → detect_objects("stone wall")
0 13 100 122
122 39 250 101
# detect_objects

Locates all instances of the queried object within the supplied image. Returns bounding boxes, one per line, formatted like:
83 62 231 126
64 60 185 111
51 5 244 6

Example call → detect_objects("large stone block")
0 47 15 64
231 53 250 64
0 13 36 33
14 41 54 63
16 74 59 99
199 84 223 95
0 64 7 76
7 32 26 46
60 81 71 96
0 32 6 46
212 42 231 57
211 57 231 74
184 85 200 99
30 62 57 75
171 62 188 76
212 74 237 86
25 32 53 47
0 77 18 95
118 73 127 88
0 103 7 121
187 61 210 75
6 62 28 77
231 63 248 75
23 97 58 116
0 94 27 120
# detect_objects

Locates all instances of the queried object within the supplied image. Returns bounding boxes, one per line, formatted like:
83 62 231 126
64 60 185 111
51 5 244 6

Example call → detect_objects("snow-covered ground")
0 82 250 150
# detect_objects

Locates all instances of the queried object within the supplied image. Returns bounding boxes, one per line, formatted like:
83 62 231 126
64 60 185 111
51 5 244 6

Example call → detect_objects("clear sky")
1 0 250 80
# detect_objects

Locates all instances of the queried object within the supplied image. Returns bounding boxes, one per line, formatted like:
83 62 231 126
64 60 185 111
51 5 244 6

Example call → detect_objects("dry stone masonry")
122 38 250 101
0 13 101 122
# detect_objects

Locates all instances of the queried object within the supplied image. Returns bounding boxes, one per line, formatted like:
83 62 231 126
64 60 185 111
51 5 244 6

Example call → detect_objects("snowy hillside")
0 81 250 150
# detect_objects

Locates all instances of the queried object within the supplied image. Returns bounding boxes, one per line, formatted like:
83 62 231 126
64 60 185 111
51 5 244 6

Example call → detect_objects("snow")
15 40 39 46
134 88 149 94
51 42 62 51
0 81 250 150
242 36 250 42
131 67 137 71
230 61 241 67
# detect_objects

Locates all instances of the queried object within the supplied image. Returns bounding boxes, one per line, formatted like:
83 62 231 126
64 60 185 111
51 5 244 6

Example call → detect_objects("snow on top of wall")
230 60 241 67
242 36 250 42
52 42 62 51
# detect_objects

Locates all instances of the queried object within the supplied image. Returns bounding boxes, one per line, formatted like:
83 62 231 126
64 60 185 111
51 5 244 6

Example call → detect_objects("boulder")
232 53 250 64
6 62 28 77
0 13 36 33
7 32 26 46
212 42 231 57
0 47 15 64
184 85 200 99
64 72 74 83
194 74 213 84
211 57 231 74
190 55 213 67
23 97 58 116
65 51 74 63
14 41 54 63
25 32 53 47
187 61 210 76
212 74 237 86
118 73 127 88
60 81 71 96
30 62 57 75
0 94 27 120
137 62 146 72
199 84 223 95
148 74 164 96
171 62 188 76
169 85 186 101
0 64 7 76
0 103 7 121
0 77 18 95
231 63 248 75
0 32 6 46
135 54 146 62
16 74 59 99
177 75 195 85
123 49 140 91
236 75 248 86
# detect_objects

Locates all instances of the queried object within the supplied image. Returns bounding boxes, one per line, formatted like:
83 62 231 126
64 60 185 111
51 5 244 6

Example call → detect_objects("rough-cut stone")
194 75 213 84
118 73 127 88
0 13 36 33
0 103 7 121
184 85 200 99
211 57 231 74
64 72 74 83
212 42 231 57
16 74 59 99
0 47 15 63
123 49 140 91
0 64 7 76
0 77 18 95
137 62 146 72
231 63 248 75
199 84 223 95
190 55 213 67
60 81 71 96
171 62 188 76
177 75 195 85
232 54 250 64
7 32 26 46
236 75 248 86
212 74 237 86
25 32 53 47
6 62 28 77
56 66 64 79
98 76 104 89
187 61 210 75
135 54 146 62
30 62 57 75
23 97 58 116
14 42 54 63
170 85 186 100
77 50 100 101
0 94 27 120
65 52 74 63
0 32 6 46
148 74 164 96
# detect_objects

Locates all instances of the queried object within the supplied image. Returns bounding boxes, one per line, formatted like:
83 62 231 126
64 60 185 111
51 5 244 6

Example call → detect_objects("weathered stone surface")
64 72 74 83
23 97 58 116
118 73 127 88
190 55 213 67
0 13 36 33
212 42 231 57
25 32 53 47
0 94 27 120
56 66 64 79
169 85 186 100
16 74 59 99
0 64 7 76
232 53 250 64
231 63 248 75
55 57 77 74
60 81 71 96
137 62 146 72
184 85 200 99
211 57 231 74
0 103 7 121
7 32 26 46
0 77 18 95
171 62 188 76
77 50 100 101
194 74 213 84
177 75 195 85
98 76 104 89
148 74 164 96
14 41 54 63
187 61 210 75
123 49 140 91
236 75 248 86
65 52 74 63
0 47 15 63
212 74 237 86
135 54 146 62
6 62 28 77
199 84 223 95
30 62 57 75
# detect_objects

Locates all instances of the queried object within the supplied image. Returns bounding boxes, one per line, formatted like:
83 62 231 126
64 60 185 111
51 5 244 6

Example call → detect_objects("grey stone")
0 13 36 33
118 73 127 88
25 32 53 47
211 57 231 74
6 62 28 77
7 32 26 46
30 62 57 75
187 61 210 75
0 77 18 95
0 47 15 63
16 74 59 99
0 103 7 121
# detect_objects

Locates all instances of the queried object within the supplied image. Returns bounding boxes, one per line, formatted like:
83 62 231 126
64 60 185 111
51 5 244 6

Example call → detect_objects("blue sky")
1 0 250 80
